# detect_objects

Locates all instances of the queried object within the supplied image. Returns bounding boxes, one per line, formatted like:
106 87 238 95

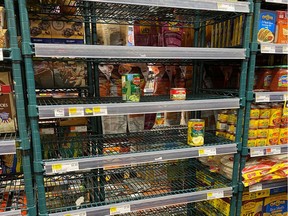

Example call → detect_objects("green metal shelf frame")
17 0 254 215
3 1 36 215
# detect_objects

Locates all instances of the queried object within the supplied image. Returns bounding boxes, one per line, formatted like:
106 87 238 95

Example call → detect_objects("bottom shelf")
44 160 232 216
0 175 27 216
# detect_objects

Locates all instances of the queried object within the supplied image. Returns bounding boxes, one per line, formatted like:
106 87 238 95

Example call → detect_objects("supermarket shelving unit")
1 1 36 215
17 0 253 215
237 0 288 214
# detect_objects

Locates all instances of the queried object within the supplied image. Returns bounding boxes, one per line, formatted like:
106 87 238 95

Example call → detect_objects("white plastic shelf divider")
249 179 288 192
48 187 232 216
38 98 240 119
255 91 288 103
84 0 250 13
260 43 288 54
34 44 246 60
45 143 237 174
265 0 288 4
0 134 17 155
0 211 22 216
249 144 288 157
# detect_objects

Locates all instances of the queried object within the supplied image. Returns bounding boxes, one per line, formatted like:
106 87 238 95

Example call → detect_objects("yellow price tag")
199 149 205 155
52 164 62 171
85 108 93 114
207 193 213 197
93 107 101 113
110 207 117 213
64 214 72 216
69 108 77 115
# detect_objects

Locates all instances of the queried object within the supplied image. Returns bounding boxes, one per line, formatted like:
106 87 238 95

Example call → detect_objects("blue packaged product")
258 10 277 43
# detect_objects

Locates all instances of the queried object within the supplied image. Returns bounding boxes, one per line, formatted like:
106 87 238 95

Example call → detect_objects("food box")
241 198 263 216
263 193 287 216
0 72 12 93
0 7 5 29
275 11 288 44
258 10 277 43
30 15 52 43
0 93 16 133
51 16 84 44
0 29 8 48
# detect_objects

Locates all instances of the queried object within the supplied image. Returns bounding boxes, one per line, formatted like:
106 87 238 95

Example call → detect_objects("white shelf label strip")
261 44 276 53
249 183 262 192
0 48 3 61
255 95 270 103
52 162 79 173
207 191 224 199
110 205 131 215
54 108 65 117
266 146 281 155
217 3 235 11
63 212 86 216
199 148 217 156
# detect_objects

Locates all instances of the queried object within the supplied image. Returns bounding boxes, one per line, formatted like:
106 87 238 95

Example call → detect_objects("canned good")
122 74 141 102
227 124 236 134
249 119 259 129
267 128 280 145
250 104 260 119
227 110 237 125
248 129 258 139
170 88 186 100
187 119 205 146
257 128 268 138
258 119 269 128
256 138 267 147
259 104 271 119
225 132 235 141
279 127 288 144
247 139 257 147
218 110 229 123
216 121 227 131
216 130 226 138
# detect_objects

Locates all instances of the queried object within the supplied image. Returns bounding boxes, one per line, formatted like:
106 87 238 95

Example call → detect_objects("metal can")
170 88 186 100
187 119 205 146
122 74 141 102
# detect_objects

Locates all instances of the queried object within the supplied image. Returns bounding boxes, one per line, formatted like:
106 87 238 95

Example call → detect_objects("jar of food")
270 65 288 91
254 66 273 90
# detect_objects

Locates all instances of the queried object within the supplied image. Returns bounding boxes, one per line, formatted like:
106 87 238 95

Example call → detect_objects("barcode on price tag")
217 3 235 11
207 191 224 199
250 149 264 157
110 205 131 215
70 126 87 132
54 108 65 117
249 183 262 192
266 147 281 155
52 162 79 173
69 107 84 117
63 212 86 216
93 106 108 116
261 45 275 53
199 148 217 156
255 95 270 102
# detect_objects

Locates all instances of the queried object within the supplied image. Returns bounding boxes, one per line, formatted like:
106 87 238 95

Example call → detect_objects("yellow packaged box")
51 16 84 44
241 199 263 216
263 193 287 216
0 7 5 29
0 29 8 48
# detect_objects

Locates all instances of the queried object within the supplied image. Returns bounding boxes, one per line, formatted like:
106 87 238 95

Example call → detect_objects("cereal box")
263 193 287 216
30 15 52 43
275 10 288 44
0 93 16 133
258 10 277 43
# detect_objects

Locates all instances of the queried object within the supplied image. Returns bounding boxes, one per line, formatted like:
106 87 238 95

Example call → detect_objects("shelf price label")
110 205 131 215
69 107 84 117
93 106 107 116
250 148 264 157
266 146 281 155
255 95 270 102
261 44 275 53
199 148 217 156
70 126 87 132
54 108 65 117
249 183 262 192
217 3 235 11
63 212 86 216
207 191 224 199
52 162 79 174
40 128 54 134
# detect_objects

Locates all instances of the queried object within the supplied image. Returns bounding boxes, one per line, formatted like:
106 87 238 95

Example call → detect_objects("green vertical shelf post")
236 1 261 215
4 0 36 215
17 0 48 215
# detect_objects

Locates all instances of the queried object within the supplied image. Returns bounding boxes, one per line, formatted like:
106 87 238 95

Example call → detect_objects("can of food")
216 121 227 131
218 110 229 123
187 119 205 146
170 88 186 100
122 74 141 102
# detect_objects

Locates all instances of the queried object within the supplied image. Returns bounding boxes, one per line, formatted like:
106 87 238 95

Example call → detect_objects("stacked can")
216 110 237 141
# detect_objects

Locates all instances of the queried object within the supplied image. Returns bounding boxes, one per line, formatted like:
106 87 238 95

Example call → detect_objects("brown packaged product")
0 93 16 133
58 118 88 127
30 15 52 43
0 29 8 48
153 66 170 96
34 61 54 88
0 7 6 29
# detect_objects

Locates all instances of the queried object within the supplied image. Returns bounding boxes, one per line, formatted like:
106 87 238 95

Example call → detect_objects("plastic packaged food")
279 127 288 144
270 65 288 91
269 103 283 127
216 121 227 131
257 128 269 138
227 110 237 124
250 104 260 119
258 119 269 128
218 110 229 123
249 119 259 129
259 104 271 119
248 129 258 139
267 128 280 145
247 138 257 147
256 138 267 146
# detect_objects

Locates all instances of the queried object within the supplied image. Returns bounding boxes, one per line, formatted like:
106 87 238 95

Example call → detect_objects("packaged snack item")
30 15 52 43
0 7 5 29
241 199 263 216
249 119 259 129
248 129 258 139
227 110 237 124
257 138 267 146
267 128 280 145
250 104 260 119
218 110 229 123
269 103 283 127
1 149 22 174
263 193 287 216
259 104 271 119
101 24 127 46
217 121 227 131
258 128 269 138
259 119 269 129
279 127 288 144
0 72 12 93
247 138 257 147
258 10 277 43
0 94 16 133
160 22 184 47
0 29 8 48
275 10 288 44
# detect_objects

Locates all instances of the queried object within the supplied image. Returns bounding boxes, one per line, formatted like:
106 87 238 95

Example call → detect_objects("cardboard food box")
263 193 288 216
275 10 288 44
30 15 52 43
51 16 84 44
0 7 6 29
0 93 16 133
258 10 277 43
241 198 264 216
0 29 8 48
0 72 12 93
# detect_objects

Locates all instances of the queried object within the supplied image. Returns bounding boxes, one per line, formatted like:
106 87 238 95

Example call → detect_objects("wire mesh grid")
44 160 231 213
40 126 233 161
0 133 16 143
0 175 27 214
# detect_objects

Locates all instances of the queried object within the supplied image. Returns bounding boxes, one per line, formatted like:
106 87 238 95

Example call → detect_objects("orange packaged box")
267 128 280 145
275 10 288 44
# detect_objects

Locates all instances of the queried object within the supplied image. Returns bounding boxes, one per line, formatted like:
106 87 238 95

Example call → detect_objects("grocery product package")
128 114 145 132
0 7 5 29
258 10 277 43
102 115 127 134
134 21 159 46
100 24 128 46
0 93 16 133
263 193 287 216
0 29 8 48
275 10 288 44
159 22 184 47
0 72 12 93
30 15 52 43
1 147 22 174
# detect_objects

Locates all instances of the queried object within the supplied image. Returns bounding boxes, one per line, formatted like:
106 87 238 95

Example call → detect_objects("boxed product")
0 72 12 93
263 193 287 216
0 7 5 29
0 29 8 48
99 24 128 46
51 17 84 44
30 15 52 43
275 10 288 44
0 93 16 133
241 198 263 216
258 10 277 43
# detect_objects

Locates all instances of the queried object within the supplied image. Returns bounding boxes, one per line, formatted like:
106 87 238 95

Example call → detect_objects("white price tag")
255 95 270 102
155 157 163 161
249 183 263 192
69 107 84 117
52 162 79 174
199 148 217 156
54 108 65 117
250 149 264 157
217 3 235 11
110 205 131 215
207 191 224 199
284 94 288 101
70 126 87 132
40 128 54 134
283 46 288 54
63 212 86 216
266 147 281 155
261 44 275 53
0 48 3 61
93 106 108 116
